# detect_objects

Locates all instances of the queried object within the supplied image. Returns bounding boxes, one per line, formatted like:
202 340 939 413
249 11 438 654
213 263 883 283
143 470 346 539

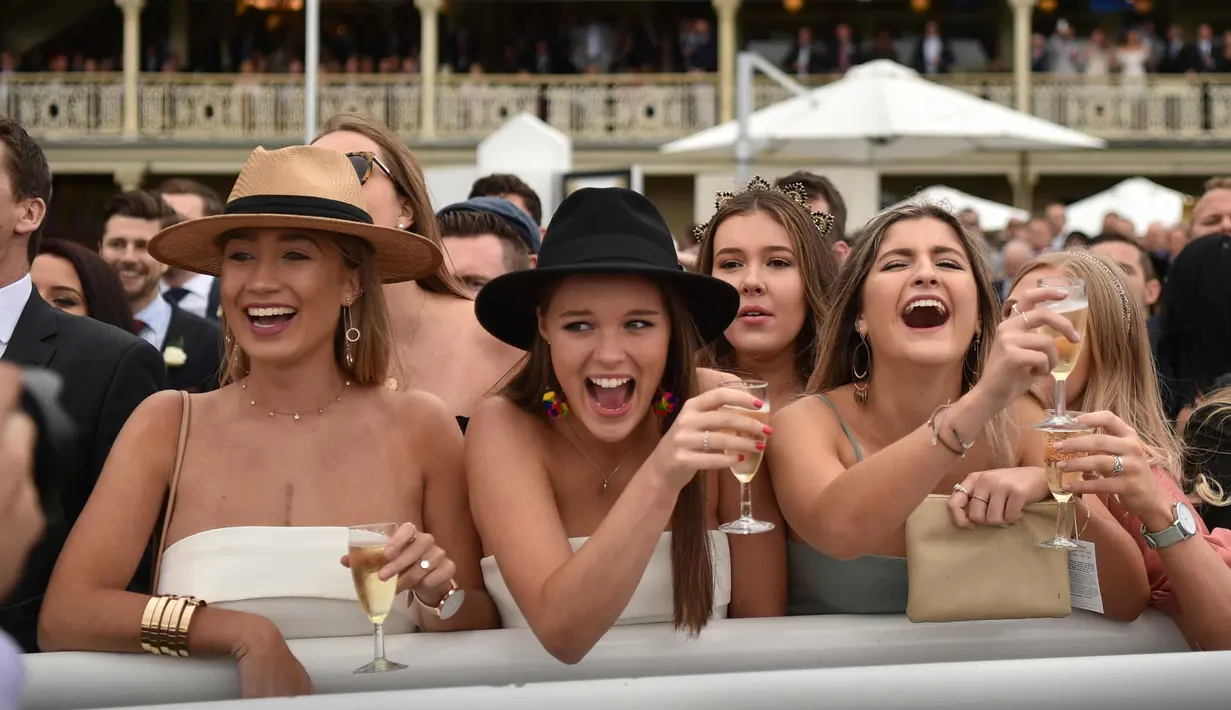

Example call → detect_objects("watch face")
439 589 466 620
1176 503 1199 535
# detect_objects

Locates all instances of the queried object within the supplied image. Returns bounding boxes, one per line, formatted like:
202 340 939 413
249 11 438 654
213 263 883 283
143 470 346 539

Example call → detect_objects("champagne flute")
348 524 408 674
1036 412 1096 550
718 380 774 535
1035 276 1089 428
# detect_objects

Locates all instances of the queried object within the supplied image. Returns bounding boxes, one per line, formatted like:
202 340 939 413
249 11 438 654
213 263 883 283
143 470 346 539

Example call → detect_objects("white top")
0 631 22 710
0 274 32 358
1117 47 1149 78
481 531 732 628
157 526 417 640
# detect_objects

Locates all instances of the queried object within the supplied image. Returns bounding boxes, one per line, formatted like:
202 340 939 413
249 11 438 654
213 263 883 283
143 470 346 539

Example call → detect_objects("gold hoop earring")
853 332 871 405
343 304 361 368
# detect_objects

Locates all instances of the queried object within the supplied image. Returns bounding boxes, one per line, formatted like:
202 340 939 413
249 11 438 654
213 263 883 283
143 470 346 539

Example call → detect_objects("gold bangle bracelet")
163 597 190 656
139 597 161 654
154 597 183 656
174 598 207 657
143 596 174 656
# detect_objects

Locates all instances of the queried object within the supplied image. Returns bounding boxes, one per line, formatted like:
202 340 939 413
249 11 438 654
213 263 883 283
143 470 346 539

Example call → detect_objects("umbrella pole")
304 0 321 144
735 52 753 185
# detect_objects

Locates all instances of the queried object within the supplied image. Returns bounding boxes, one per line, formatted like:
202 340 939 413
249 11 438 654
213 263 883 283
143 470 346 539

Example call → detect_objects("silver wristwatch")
1141 502 1199 550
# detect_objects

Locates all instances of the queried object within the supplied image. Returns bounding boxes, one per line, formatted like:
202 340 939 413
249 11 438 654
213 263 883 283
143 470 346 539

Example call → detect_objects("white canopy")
1063 178 1188 236
891 186 1030 232
660 60 1106 162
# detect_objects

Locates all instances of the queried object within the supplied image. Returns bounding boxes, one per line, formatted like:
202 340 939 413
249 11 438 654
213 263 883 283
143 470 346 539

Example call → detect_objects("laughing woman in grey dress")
765 204 1150 619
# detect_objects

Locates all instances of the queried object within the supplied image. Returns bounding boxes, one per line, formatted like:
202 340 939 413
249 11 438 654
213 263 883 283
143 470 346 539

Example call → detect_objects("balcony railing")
2 72 1230 145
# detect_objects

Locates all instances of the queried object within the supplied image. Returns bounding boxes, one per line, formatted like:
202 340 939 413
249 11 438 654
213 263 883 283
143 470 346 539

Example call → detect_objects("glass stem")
373 622 386 661
1054 501 1066 541
1053 378 1066 419
739 480 753 520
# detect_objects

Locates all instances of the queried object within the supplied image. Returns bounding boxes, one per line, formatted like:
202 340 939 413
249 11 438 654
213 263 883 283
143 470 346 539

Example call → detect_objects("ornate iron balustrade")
1 72 1229 144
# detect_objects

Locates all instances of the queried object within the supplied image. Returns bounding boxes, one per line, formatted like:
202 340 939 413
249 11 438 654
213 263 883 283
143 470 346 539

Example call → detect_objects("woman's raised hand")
341 523 458 606
974 287 1082 412
650 387 769 492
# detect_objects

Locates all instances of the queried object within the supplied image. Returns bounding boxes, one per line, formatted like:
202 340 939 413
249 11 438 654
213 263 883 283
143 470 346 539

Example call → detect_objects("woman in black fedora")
467 187 786 664
41 146 498 698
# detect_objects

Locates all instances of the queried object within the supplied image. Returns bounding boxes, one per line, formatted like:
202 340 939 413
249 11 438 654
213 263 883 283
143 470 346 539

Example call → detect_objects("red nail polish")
738 454 746 462
755 441 765 451
763 426 773 435
753 399 764 408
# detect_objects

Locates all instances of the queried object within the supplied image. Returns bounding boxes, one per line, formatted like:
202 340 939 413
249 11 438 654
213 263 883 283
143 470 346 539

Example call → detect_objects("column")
117 0 145 139
416 0 441 140
1009 0 1036 115
713 0 741 124
1009 0 1036 211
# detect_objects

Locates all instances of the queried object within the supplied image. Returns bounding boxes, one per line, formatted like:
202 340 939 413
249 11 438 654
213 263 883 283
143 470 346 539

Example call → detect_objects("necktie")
163 287 190 306
132 319 149 335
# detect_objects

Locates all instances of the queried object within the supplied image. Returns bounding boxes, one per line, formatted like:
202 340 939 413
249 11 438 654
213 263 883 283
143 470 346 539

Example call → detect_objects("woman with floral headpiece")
693 177 840 612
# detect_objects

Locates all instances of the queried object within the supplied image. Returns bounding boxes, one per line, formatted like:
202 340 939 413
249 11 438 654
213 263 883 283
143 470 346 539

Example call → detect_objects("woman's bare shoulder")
773 388 849 435
468 395 538 438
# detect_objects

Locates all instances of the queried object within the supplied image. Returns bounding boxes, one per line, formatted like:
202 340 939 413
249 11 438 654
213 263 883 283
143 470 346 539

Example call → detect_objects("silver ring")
1112 455 1124 475
971 496 990 504
702 431 710 453
419 559 431 570
952 483 970 496
1012 304 1031 329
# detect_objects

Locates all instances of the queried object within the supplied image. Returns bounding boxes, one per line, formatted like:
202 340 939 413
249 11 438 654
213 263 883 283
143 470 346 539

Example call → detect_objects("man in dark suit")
98 190 223 392
0 119 166 652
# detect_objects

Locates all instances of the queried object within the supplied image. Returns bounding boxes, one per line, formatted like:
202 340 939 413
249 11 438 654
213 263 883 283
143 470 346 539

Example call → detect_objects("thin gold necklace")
241 378 351 421
563 417 640 494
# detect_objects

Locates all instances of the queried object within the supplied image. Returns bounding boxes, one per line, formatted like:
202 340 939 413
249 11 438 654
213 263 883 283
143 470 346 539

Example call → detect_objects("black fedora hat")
475 187 738 351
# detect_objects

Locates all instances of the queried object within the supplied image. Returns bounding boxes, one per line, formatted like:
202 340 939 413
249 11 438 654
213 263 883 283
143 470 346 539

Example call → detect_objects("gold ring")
971 496 990 504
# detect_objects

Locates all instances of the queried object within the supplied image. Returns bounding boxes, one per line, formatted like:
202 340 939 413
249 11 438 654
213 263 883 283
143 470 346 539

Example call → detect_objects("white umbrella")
891 186 1030 232
661 60 1106 162
1063 178 1188 236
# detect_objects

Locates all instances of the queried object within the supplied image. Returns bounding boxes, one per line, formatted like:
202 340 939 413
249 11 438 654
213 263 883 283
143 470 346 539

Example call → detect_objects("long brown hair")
1010 250 1225 506
501 278 714 635
695 189 837 386
807 203 1015 467
315 113 469 300
220 232 394 386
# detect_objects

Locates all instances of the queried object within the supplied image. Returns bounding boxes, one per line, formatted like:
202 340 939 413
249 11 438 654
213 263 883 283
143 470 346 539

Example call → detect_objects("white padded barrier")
98 650 1231 710
22 611 1190 710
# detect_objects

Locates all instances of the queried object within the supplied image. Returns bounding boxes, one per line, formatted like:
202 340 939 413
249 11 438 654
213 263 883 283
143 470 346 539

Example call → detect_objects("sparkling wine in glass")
348 524 407 674
718 380 774 535
1035 276 1089 428
1036 414 1096 550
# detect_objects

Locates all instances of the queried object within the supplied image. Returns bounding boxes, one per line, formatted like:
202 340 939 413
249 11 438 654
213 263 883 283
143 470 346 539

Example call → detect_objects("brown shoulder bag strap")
153 391 192 591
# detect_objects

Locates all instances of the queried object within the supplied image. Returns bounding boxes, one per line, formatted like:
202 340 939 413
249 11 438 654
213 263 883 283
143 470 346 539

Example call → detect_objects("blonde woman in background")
970 250 1231 650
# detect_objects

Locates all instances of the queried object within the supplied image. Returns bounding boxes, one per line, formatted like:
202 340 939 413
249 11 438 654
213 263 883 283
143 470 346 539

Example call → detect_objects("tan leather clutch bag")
905 494 1072 623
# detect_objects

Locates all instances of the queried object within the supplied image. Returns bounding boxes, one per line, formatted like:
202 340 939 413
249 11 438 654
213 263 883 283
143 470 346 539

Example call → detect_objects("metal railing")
2 72 1230 144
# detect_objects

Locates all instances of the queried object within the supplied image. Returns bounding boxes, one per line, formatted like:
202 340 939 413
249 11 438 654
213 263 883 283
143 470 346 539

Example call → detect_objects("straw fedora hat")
148 145 442 284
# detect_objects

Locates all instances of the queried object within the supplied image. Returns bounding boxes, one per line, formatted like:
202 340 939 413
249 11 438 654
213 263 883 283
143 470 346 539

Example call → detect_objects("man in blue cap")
437 196 541 297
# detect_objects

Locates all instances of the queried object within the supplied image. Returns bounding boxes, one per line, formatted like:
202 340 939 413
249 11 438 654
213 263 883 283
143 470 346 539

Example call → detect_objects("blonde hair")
220 232 394 386
807 203 1015 468
1182 386 1231 507
315 113 470 300
1008 250 1224 506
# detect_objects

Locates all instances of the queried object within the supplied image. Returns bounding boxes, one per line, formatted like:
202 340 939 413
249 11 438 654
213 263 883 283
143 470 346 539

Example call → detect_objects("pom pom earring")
652 390 680 417
543 391 570 418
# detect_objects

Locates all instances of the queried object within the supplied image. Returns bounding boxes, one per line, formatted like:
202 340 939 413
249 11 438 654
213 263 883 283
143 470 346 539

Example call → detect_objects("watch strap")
1141 503 1196 550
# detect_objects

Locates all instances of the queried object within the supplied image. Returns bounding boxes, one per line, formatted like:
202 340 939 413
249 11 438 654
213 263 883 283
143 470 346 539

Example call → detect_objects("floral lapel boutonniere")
164 338 188 368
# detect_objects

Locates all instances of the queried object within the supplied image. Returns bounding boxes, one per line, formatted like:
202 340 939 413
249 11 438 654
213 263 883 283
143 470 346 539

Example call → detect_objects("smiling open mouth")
585 376 636 415
902 299 949 329
246 306 298 330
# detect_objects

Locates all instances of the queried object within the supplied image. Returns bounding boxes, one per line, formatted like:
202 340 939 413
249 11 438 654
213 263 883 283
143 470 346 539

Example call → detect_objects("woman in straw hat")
314 113 523 432
466 187 785 664
40 146 497 698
